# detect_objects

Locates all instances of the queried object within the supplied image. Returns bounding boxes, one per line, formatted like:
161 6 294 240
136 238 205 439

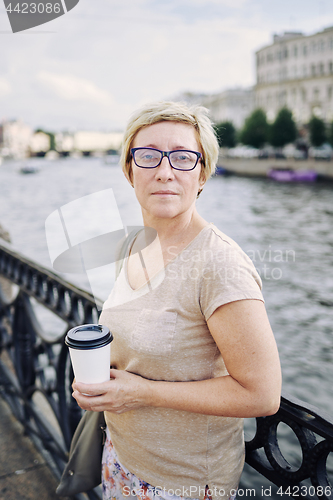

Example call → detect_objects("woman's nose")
155 156 175 181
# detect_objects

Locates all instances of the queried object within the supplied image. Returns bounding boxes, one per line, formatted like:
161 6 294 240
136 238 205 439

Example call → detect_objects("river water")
0 157 333 497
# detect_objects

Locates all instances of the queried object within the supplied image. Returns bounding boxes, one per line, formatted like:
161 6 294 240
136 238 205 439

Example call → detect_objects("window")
303 45 308 56
328 86 332 100
281 91 287 105
311 64 316 76
301 88 307 102
319 62 325 75
313 88 320 100
293 45 298 57
329 61 333 73
291 88 297 103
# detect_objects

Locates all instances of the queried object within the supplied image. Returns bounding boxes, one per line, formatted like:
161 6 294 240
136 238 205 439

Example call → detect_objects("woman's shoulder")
192 223 259 278
195 223 246 256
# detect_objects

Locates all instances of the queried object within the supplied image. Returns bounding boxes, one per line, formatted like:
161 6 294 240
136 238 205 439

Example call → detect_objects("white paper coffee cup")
65 324 112 384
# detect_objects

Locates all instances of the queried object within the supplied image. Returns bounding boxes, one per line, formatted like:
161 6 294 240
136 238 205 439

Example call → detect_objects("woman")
72 101 281 500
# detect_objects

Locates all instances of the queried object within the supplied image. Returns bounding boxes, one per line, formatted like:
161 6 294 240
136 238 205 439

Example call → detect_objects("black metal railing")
0 238 332 500
0 238 102 500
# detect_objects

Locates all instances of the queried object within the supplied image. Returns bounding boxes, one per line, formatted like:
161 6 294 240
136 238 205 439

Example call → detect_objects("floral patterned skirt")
102 427 237 500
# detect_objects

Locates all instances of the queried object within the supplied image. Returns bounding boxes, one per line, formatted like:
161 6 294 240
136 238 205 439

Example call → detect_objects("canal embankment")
217 156 333 179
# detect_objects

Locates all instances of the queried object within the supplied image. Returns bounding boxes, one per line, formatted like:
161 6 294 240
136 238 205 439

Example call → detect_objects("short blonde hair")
120 101 219 187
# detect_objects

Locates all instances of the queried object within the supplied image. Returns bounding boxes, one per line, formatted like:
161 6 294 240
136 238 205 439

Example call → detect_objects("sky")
0 0 333 132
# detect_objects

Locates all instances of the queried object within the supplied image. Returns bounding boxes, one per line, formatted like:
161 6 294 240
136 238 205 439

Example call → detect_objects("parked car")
308 144 332 161
227 145 259 158
282 144 307 160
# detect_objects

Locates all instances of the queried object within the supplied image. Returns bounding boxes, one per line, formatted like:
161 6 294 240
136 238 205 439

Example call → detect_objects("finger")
72 390 105 409
73 381 107 396
109 368 119 378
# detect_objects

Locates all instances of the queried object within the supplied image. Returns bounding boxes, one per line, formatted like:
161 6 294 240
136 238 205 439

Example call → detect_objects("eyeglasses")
131 147 202 171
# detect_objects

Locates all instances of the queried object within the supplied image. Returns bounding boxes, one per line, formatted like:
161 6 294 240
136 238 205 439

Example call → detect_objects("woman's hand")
72 369 151 414
72 300 281 418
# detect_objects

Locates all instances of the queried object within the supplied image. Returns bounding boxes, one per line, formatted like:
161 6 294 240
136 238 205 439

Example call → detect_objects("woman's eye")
176 154 190 161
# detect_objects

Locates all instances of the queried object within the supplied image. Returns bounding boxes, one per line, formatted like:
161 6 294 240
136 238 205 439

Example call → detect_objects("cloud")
181 0 248 7
0 78 12 97
3 0 333 131
36 71 114 105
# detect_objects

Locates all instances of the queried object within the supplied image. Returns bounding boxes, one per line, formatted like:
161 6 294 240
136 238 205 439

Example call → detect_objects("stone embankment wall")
217 156 333 179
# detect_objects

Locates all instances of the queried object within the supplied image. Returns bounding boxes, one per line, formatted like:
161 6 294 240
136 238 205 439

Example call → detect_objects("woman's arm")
72 299 281 418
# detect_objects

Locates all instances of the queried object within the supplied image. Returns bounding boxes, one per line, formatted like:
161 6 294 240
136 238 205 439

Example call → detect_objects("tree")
328 121 333 148
270 107 297 148
308 116 327 147
239 109 269 149
214 121 236 148
35 128 56 150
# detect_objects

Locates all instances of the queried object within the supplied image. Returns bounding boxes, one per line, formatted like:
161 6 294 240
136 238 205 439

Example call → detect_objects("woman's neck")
127 209 209 290
142 208 207 247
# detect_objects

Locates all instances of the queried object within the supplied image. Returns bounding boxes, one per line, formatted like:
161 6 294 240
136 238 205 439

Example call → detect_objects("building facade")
201 88 255 128
172 89 255 129
30 131 50 156
72 131 123 154
0 119 32 159
255 26 333 124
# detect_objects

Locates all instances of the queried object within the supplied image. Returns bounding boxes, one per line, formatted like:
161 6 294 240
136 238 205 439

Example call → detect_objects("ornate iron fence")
0 239 332 500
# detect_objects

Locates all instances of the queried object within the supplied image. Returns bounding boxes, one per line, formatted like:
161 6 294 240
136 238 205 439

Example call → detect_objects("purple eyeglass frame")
131 147 202 171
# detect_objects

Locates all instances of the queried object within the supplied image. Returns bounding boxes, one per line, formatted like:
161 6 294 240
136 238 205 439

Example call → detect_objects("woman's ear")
197 178 206 198
196 167 206 198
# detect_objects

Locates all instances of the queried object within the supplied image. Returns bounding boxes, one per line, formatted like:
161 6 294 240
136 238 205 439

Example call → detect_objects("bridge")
0 237 332 500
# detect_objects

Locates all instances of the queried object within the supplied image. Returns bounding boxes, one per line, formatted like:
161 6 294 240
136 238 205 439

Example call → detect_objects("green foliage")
214 121 236 148
328 121 333 148
34 128 56 151
47 132 56 151
308 116 327 147
270 108 297 148
240 109 269 149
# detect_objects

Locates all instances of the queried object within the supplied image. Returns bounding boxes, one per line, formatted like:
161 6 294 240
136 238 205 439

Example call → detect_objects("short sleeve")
199 229 264 321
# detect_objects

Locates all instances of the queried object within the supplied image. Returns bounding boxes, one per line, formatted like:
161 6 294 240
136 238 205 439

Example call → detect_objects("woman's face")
130 121 205 223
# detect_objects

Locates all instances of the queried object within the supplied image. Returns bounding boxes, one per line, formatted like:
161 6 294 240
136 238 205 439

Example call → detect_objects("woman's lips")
152 190 178 195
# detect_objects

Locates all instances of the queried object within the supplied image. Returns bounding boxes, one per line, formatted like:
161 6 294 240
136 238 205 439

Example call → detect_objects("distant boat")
19 165 40 174
268 168 317 183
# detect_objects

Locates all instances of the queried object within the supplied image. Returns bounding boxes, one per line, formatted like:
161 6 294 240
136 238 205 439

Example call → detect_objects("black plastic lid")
65 324 112 350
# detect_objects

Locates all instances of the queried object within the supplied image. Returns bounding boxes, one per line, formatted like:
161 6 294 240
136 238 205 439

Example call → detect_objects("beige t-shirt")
99 223 263 500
